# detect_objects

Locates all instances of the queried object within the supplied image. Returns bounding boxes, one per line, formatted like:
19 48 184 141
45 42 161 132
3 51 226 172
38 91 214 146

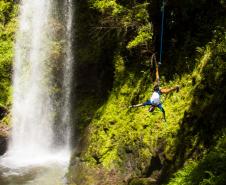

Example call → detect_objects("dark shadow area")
145 155 162 177
71 0 118 150
0 136 7 155
186 145 226 185
150 0 225 80
0 106 7 120
156 44 226 184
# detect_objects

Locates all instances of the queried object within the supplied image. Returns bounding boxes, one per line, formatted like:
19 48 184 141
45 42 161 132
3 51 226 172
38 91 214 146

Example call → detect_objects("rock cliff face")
68 0 226 185
0 106 7 121
0 136 7 156
70 0 117 145
0 0 18 156
0 105 9 156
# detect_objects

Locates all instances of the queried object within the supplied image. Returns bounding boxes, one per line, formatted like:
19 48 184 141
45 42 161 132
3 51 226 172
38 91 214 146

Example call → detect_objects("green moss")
89 0 153 52
0 0 18 106
164 28 226 185
79 54 193 174
69 24 226 184
168 134 226 185
1 112 10 125
127 23 153 49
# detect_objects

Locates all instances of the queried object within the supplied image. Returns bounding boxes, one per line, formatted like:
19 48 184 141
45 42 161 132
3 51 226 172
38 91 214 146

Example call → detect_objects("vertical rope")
159 0 165 65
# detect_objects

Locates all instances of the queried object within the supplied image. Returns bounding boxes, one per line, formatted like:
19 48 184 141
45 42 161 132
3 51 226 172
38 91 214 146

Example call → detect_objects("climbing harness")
159 0 166 65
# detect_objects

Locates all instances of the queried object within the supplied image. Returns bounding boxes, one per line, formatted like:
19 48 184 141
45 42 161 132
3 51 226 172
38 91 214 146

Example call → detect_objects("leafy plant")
0 0 18 106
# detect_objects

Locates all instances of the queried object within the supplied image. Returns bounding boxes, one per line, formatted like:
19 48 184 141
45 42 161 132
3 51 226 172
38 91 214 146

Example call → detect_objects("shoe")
148 106 155 112
162 118 166 122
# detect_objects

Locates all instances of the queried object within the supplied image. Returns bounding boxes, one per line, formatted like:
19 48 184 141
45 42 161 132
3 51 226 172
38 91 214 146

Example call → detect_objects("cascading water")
0 0 74 172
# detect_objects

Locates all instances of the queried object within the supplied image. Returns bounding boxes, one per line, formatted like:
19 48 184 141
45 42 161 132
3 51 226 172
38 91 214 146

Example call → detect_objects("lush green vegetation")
69 29 226 184
0 0 225 184
89 0 153 49
0 0 18 106
168 134 226 185
68 0 226 185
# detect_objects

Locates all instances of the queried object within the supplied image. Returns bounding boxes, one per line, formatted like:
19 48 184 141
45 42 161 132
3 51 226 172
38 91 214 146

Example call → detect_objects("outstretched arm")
155 56 160 86
155 61 159 85
160 85 179 94
129 103 144 108
151 53 160 86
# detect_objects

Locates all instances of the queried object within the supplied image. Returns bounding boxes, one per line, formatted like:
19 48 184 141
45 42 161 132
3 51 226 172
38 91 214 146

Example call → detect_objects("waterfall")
0 0 74 168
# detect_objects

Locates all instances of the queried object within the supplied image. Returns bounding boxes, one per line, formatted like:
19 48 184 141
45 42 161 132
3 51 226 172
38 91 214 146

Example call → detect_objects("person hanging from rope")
129 54 179 121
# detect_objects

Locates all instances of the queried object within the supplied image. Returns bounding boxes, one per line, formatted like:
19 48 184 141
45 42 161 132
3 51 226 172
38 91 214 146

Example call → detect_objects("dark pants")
142 100 165 113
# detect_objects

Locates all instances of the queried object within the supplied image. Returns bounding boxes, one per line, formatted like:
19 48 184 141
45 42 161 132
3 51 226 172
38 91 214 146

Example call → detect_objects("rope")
159 0 165 65
150 1 166 84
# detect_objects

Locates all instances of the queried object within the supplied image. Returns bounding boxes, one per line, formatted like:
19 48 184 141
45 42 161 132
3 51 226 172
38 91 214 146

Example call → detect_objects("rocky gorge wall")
68 0 226 185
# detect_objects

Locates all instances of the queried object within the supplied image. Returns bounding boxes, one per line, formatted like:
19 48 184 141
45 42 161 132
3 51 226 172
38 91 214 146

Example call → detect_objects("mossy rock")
0 135 8 155
68 158 125 185
129 178 157 185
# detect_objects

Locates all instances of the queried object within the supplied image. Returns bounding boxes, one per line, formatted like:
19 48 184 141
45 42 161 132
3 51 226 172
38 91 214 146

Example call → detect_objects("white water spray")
0 0 74 169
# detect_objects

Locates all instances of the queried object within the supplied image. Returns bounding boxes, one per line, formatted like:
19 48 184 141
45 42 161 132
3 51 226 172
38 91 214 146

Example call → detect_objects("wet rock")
0 105 7 120
128 177 157 185
0 135 8 155
68 158 124 185
0 105 10 155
